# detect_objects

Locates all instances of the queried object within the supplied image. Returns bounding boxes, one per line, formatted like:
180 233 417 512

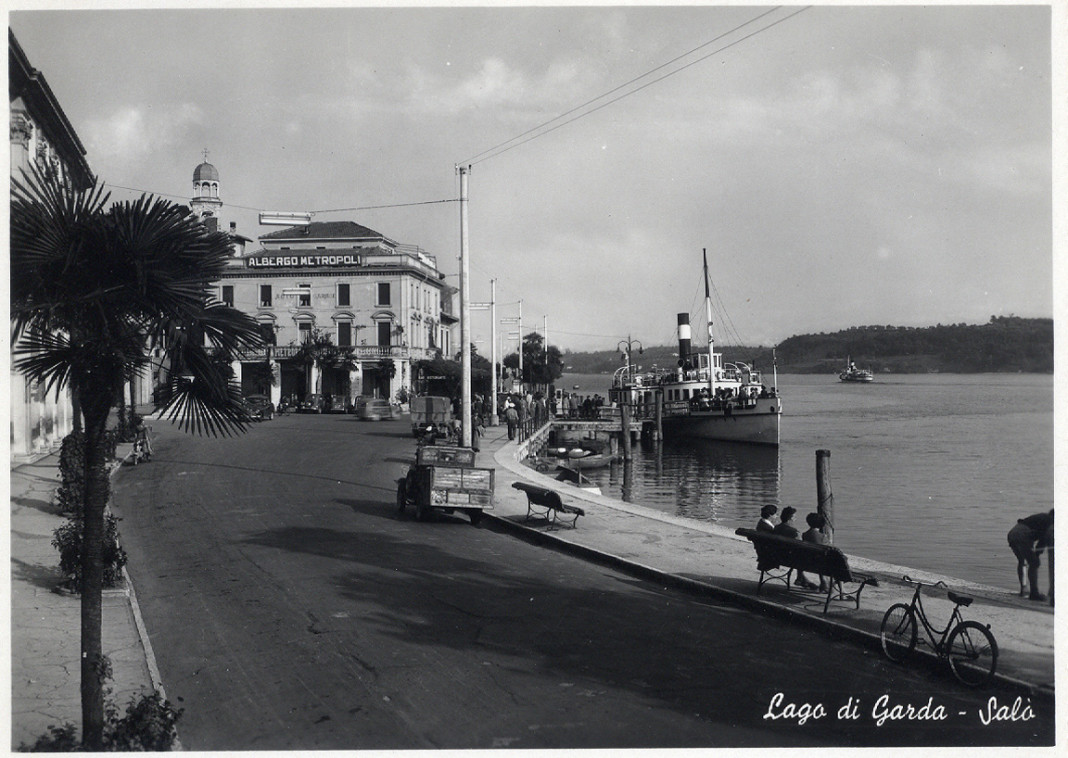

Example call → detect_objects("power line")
461 7 810 167
459 6 784 166
103 182 456 216
312 198 457 213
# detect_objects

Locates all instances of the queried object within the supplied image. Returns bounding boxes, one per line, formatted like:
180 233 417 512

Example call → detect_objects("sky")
8 2 1059 353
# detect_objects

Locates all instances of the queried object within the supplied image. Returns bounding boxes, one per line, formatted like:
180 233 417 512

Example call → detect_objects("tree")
511 331 564 387
11 166 264 749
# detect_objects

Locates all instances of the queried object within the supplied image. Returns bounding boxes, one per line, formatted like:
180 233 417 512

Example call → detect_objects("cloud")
83 103 206 164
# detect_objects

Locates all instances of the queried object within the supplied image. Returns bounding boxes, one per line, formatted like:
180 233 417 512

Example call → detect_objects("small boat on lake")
609 249 781 446
839 358 874 383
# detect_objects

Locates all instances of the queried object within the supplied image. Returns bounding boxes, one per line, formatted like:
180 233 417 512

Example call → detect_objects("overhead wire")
459 5 785 166
460 6 810 167
103 182 456 216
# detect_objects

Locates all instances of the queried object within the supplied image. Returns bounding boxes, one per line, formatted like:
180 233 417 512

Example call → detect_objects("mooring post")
654 392 663 441
816 449 835 543
620 402 632 459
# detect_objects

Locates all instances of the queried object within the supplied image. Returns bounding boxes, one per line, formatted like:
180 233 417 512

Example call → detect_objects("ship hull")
661 407 780 446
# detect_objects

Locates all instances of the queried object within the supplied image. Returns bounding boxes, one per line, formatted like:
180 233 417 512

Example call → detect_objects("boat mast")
703 248 715 396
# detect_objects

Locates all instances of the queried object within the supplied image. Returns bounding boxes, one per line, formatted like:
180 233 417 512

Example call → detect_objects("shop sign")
246 254 361 269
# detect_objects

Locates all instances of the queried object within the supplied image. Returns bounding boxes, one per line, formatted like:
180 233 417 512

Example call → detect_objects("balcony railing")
233 345 441 362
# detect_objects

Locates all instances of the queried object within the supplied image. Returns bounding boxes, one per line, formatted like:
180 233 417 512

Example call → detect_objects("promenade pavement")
9 416 1055 748
477 424 1056 702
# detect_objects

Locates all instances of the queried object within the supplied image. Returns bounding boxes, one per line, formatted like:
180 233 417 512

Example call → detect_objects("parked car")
300 394 325 413
358 398 398 421
243 394 274 421
325 394 351 413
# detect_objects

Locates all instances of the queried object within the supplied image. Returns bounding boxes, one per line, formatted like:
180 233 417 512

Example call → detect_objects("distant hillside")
561 317 1052 375
775 316 1052 374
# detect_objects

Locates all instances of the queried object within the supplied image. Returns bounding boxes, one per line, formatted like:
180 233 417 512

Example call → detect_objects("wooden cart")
397 445 495 525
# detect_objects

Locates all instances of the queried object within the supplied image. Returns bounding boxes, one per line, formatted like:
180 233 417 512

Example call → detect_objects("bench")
735 528 877 614
512 482 585 529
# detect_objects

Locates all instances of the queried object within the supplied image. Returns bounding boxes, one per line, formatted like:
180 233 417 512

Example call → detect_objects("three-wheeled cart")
397 445 495 524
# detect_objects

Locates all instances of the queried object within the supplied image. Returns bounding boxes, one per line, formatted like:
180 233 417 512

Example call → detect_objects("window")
299 322 312 343
377 321 391 346
259 285 272 307
221 285 234 307
337 283 350 307
338 322 352 347
377 282 390 306
257 322 276 345
298 284 310 307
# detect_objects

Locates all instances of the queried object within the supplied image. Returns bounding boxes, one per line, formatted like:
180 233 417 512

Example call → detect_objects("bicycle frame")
905 581 964 655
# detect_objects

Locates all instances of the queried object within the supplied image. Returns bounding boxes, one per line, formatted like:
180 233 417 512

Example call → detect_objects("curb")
110 450 183 749
483 510 1055 705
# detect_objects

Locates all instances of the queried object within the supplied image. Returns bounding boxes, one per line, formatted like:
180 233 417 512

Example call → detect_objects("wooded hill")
561 317 1053 375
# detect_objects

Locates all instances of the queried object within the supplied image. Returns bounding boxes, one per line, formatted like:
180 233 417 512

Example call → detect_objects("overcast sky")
9 3 1057 352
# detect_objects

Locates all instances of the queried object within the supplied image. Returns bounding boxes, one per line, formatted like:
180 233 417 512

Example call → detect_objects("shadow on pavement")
239 523 1053 748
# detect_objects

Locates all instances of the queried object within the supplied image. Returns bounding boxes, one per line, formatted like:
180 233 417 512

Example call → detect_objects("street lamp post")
617 335 643 387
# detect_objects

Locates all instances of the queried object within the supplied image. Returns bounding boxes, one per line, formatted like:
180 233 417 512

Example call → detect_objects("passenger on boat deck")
756 504 778 533
802 513 829 592
1007 509 1054 601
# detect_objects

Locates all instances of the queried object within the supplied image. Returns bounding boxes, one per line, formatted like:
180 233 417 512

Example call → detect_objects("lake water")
558 372 1054 590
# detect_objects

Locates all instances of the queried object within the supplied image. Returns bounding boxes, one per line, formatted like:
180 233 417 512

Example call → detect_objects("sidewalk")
9 445 162 749
478 425 1056 700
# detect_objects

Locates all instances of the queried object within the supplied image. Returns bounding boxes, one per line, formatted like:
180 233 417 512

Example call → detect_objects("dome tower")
191 149 223 231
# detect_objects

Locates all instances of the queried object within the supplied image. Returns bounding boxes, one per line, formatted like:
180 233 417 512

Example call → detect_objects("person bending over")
1008 509 1053 601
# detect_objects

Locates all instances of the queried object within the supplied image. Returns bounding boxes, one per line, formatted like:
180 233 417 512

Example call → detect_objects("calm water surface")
559 372 1054 590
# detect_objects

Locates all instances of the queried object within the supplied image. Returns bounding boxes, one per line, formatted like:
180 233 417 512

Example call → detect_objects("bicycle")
880 575 998 687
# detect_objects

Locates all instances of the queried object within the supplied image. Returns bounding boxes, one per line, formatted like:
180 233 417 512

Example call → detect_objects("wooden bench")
512 482 585 529
735 528 878 614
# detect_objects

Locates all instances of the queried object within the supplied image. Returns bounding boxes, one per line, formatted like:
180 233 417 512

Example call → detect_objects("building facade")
9 30 94 460
205 165 457 407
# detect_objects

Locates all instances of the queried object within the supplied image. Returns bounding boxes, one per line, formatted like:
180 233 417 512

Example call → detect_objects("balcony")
234 345 441 362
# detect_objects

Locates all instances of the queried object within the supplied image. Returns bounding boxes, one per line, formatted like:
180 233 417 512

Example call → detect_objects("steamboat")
609 250 781 446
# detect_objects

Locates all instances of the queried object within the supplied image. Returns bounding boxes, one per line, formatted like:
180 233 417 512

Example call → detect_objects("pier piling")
816 449 835 543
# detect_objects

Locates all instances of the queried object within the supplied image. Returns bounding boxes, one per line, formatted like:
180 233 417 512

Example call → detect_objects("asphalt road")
110 412 1054 749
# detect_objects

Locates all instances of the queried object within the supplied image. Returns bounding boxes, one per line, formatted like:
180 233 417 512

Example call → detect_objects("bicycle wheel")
880 604 917 662
946 620 998 687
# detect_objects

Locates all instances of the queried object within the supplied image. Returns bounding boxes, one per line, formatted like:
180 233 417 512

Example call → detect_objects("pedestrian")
1045 522 1054 607
505 403 518 441
472 413 484 452
1007 509 1054 601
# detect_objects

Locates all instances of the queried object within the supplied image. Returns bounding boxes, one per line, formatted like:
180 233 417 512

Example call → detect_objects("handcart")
397 445 495 525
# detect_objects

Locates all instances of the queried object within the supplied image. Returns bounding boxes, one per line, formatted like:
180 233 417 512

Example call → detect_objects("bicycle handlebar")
902 575 948 589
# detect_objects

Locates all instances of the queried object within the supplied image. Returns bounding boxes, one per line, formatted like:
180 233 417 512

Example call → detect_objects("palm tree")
11 166 264 749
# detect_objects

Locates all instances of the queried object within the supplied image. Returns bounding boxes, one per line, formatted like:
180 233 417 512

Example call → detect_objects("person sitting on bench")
756 504 778 533
773 507 817 590
802 512 829 592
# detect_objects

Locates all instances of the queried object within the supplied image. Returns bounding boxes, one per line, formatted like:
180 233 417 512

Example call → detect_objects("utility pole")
518 298 523 393
458 165 472 448
490 279 498 424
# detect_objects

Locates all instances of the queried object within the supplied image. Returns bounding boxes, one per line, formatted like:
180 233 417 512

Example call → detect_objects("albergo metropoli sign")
246 254 362 268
